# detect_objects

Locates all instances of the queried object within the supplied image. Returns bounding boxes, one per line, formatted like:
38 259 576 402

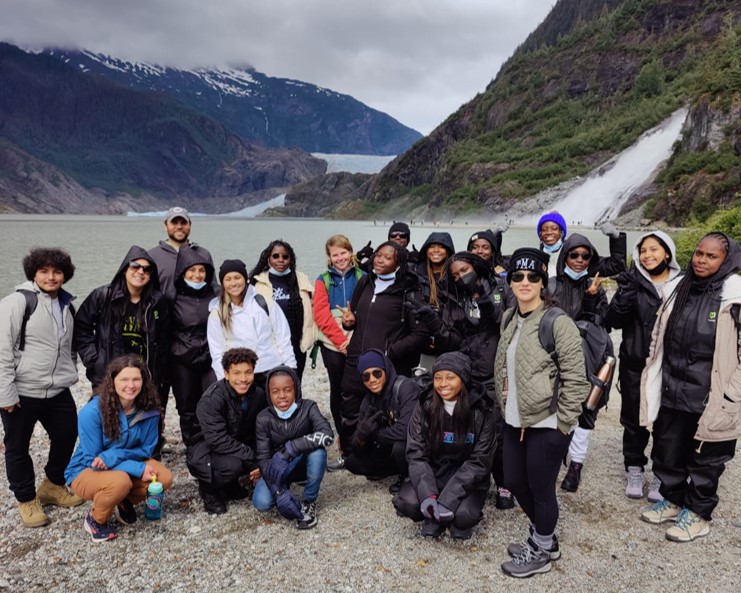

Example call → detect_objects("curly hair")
96 355 161 442
22 247 75 283
222 347 258 371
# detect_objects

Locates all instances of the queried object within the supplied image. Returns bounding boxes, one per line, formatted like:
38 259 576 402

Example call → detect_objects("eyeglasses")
568 251 592 261
270 253 290 261
128 261 153 275
361 369 384 382
510 271 541 283
389 232 408 239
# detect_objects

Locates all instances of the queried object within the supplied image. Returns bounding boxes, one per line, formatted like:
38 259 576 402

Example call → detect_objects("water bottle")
585 356 616 411
144 476 164 521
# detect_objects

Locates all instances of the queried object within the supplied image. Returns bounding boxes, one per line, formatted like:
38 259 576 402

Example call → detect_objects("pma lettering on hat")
516 257 536 270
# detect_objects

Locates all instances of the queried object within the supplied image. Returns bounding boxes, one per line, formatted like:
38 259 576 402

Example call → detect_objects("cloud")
0 0 552 135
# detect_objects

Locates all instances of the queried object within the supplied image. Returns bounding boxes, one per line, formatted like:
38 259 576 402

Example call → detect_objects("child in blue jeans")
252 366 334 529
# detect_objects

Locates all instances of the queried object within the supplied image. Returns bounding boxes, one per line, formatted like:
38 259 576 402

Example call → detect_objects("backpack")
16 289 76 351
320 268 364 294
503 307 614 413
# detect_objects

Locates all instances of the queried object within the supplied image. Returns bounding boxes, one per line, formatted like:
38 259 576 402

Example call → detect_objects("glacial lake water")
0 215 645 300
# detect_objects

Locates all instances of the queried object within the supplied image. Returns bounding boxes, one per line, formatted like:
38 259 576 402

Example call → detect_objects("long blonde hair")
217 273 248 333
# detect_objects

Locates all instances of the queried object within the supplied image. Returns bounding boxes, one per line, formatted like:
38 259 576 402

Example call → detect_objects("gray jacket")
0 281 78 407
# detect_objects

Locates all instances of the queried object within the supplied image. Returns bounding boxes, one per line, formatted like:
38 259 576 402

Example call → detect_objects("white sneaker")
625 466 645 499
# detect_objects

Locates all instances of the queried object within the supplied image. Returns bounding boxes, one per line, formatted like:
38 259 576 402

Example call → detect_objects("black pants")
393 480 487 530
320 345 347 452
171 362 217 446
294 349 307 380
0 389 78 502
491 401 506 487
345 441 408 478
503 424 571 536
652 406 736 520
619 365 651 468
209 453 255 488
339 360 364 456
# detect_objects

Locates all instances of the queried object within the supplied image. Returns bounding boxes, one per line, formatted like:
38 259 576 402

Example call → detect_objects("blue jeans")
252 448 327 511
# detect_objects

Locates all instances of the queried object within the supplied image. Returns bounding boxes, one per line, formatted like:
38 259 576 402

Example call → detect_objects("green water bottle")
144 476 164 521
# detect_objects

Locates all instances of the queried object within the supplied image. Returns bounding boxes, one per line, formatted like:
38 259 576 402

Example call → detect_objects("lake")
0 215 645 299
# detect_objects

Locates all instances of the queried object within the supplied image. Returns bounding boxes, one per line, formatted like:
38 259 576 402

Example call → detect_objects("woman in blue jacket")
65 355 173 542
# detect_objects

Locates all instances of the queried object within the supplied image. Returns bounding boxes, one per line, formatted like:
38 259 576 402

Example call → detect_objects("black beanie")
388 222 410 238
507 248 549 285
432 352 472 384
467 229 501 254
219 259 248 285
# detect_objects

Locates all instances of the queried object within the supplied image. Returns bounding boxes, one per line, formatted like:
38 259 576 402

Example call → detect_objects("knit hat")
388 222 410 238
432 352 472 385
467 229 502 254
537 211 567 239
358 349 387 374
507 248 550 285
218 259 248 284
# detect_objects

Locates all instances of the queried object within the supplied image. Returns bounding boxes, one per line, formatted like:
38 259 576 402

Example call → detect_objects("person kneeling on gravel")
252 366 334 529
344 349 419 494
187 348 267 515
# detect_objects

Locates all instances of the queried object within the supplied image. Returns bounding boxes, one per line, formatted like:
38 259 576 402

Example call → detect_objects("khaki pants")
71 459 173 523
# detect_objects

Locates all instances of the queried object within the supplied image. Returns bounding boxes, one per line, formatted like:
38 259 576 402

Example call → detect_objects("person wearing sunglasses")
548 233 620 493
75 246 170 391
250 240 314 379
494 248 588 577
343 349 420 494
393 352 495 541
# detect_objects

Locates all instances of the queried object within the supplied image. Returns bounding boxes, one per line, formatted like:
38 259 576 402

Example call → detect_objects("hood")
112 245 160 292
174 245 215 286
359 349 399 398
467 229 502 257
265 365 303 405
555 233 600 277
632 231 682 286
419 232 455 258
704 233 741 289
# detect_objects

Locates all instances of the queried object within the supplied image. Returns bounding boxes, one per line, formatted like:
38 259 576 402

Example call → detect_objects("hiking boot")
495 487 515 510
388 476 404 495
421 519 445 538
647 476 664 503
449 525 473 540
199 481 227 515
625 466 645 499
327 457 346 472
501 538 552 578
665 508 710 542
36 478 84 507
640 499 680 524
560 461 583 492
18 498 50 528
223 480 251 501
507 531 561 560
297 500 318 530
84 512 117 542
114 497 137 525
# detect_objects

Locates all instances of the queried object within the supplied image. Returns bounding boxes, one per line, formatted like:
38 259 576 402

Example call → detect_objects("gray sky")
1 0 553 135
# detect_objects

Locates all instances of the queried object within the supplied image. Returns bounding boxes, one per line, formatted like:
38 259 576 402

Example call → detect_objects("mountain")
285 0 741 224
0 43 326 213
45 49 422 156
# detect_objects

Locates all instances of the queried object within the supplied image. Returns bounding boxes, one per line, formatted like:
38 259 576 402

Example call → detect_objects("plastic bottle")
585 356 616 411
144 476 164 521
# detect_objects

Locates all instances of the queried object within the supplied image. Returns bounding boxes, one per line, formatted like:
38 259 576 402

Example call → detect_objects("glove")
599 221 620 238
434 502 454 523
351 410 384 448
356 241 374 262
493 220 510 234
265 447 294 491
416 305 443 333
275 488 303 520
420 496 439 519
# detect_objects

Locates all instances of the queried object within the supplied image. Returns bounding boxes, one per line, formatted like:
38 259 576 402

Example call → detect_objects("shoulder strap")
502 307 517 332
16 289 38 352
538 306 566 414
253 293 270 317
321 270 332 293
354 267 364 282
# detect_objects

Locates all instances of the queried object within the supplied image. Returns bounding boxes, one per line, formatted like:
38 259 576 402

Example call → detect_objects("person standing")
0 248 83 527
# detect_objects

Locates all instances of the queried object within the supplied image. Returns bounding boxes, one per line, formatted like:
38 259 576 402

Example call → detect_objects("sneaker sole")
297 519 318 530
640 513 677 525
21 516 51 528
501 561 552 578
84 518 117 542
665 524 710 543
625 492 645 500
37 494 84 507
647 494 664 504
114 506 137 526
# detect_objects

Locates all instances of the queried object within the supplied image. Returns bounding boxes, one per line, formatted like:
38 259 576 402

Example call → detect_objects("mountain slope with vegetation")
303 0 740 223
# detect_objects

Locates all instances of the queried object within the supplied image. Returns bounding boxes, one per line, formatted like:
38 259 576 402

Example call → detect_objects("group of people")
1 206 739 579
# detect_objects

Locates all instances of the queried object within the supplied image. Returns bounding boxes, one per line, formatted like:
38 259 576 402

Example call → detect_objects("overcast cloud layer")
1 0 553 135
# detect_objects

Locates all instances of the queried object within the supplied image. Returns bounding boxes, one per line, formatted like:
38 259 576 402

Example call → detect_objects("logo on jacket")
708 311 717 323
442 432 475 444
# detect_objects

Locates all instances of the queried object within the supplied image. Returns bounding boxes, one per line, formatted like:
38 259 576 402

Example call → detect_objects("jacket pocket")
703 393 741 432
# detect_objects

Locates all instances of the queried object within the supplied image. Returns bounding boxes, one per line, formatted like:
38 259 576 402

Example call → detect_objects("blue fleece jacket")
65 396 160 484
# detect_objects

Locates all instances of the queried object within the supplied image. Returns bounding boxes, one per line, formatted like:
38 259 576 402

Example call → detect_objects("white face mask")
269 266 292 277
564 266 588 281
274 402 298 419
184 279 207 290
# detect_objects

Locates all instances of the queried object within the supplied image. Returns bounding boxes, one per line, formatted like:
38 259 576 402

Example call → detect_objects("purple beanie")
537 211 567 239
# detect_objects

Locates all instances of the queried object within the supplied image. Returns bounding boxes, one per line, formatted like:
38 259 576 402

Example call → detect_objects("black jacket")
171 246 216 367
352 350 421 447
406 381 494 512
148 240 217 301
413 232 456 308
73 246 170 387
186 378 267 482
255 367 334 477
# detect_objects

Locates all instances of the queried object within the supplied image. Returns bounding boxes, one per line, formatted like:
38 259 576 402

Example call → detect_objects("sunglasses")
389 232 408 239
361 369 384 382
128 261 153 275
510 271 541 283
270 253 290 261
568 251 592 261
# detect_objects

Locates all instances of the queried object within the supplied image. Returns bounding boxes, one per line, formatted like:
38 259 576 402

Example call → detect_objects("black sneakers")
561 461 583 492
501 538 552 578
326 457 346 472
223 480 251 501
495 487 516 510
388 476 404 494
199 481 227 515
114 497 137 525
421 519 445 538
297 500 318 529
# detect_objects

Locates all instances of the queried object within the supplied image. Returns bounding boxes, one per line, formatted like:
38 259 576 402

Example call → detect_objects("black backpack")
16 289 76 351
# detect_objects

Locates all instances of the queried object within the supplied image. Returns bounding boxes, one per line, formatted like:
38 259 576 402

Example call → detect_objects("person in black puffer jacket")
393 352 494 540
344 349 422 493
170 245 218 445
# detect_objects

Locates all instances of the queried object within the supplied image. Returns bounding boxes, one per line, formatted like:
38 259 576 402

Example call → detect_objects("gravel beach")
1 355 740 593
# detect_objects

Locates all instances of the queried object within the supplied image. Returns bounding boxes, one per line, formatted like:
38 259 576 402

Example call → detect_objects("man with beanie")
344 349 421 493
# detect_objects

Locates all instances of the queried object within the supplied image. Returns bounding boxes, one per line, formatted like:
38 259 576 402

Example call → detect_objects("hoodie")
414 232 456 306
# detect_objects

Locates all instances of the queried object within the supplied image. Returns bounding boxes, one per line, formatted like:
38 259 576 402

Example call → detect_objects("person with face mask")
606 232 682 501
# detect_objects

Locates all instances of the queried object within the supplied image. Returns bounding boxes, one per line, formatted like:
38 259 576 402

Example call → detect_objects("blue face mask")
376 271 397 281
184 279 207 290
269 266 292 277
564 266 588 281
274 402 298 419
542 239 563 254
